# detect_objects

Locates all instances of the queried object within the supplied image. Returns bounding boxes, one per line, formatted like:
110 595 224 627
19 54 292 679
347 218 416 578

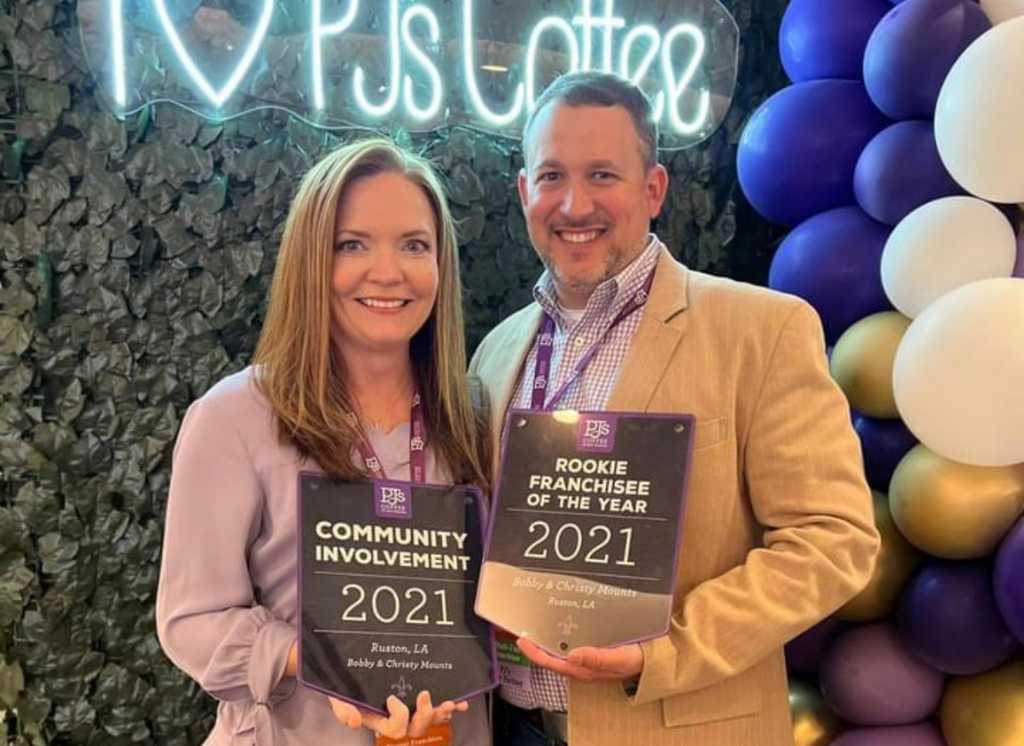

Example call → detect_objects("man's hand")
329 691 468 738
517 638 643 683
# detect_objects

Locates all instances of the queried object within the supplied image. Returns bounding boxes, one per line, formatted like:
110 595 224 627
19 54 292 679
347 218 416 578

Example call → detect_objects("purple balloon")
854 121 965 227
769 207 892 344
996 518 1024 643
780 0 892 82
786 618 849 676
820 622 945 726
1014 233 1024 278
864 0 991 120
852 413 919 491
898 561 1020 675
831 723 947 746
738 81 890 228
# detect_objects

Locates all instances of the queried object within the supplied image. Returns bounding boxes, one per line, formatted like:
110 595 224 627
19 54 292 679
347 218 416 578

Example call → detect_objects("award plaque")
476 410 694 655
298 474 497 712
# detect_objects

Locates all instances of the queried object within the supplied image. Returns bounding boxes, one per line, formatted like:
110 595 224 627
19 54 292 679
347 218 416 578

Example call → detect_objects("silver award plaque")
476 410 694 655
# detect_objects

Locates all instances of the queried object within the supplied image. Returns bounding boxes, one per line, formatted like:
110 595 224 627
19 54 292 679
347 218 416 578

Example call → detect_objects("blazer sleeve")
632 302 880 704
156 395 296 707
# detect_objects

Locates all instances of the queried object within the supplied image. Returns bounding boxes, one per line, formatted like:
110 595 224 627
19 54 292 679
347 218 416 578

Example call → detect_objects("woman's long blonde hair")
253 138 489 489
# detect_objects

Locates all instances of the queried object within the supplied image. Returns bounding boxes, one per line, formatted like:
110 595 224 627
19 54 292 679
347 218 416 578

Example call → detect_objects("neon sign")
97 0 739 146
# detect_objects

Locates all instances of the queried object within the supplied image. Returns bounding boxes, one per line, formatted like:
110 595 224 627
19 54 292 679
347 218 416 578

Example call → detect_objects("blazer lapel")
606 248 691 413
482 305 544 447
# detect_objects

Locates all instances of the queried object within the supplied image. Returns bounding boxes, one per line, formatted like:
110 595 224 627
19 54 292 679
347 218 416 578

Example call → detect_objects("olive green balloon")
790 678 844 746
941 659 1024 746
838 491 922 621
890 445 1024 559
830 311 911 418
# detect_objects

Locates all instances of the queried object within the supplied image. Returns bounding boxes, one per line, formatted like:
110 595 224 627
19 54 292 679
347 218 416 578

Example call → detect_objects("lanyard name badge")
353 393 455 746
496 267 657 692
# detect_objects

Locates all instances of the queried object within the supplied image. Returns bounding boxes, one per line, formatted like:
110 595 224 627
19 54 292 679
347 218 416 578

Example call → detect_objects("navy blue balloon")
769 207 892 344
780 0 892 82
739 81 890 228
852 412 919 491
854 121 965 227
898 561 1021 675
864 0 991 120
786 618 849 676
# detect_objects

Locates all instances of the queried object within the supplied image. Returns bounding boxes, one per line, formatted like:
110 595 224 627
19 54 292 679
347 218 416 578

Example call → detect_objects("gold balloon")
941 659 1024 746
830 311 911 418
790 679 844 746
890 445 1024 559
837 491 923 621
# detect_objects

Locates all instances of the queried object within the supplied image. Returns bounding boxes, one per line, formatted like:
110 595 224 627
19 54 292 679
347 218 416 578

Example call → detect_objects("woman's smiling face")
330 171 439 358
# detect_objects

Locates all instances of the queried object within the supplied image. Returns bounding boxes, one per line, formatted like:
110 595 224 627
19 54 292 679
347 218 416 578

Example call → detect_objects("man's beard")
539 240 629 298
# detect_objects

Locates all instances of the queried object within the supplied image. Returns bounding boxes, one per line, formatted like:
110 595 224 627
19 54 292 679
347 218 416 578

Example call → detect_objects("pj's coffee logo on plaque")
298 474 497 711
476 410 695 655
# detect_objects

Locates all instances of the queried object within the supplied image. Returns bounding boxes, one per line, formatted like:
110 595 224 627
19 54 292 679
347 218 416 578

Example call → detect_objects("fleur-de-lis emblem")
539 333 554 346
635 289 648 305
534 376 547 389
558 614 579 637
391 676 414 698
410 436 425 451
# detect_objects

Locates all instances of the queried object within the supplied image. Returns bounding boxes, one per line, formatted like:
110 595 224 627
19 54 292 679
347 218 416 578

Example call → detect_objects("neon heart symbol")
151 0 274 108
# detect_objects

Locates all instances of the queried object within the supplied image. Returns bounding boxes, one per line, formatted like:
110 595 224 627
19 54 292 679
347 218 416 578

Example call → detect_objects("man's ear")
517 167 529 210
646 164 669 218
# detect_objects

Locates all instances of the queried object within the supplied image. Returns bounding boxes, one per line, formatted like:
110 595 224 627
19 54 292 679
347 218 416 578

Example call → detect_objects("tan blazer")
470 247 879 746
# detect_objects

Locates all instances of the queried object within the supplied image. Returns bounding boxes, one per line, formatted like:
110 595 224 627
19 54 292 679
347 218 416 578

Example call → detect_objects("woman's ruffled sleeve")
156 395 297 714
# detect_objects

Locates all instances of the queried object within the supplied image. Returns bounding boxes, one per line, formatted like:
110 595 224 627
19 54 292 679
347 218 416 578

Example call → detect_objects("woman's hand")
329 691 469 738
285 644 297 677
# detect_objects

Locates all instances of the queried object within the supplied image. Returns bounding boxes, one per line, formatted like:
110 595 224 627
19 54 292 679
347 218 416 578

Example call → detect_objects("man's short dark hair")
522 71 659 170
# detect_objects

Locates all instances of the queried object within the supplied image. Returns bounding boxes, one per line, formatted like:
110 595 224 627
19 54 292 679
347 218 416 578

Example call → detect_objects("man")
469 72 879 746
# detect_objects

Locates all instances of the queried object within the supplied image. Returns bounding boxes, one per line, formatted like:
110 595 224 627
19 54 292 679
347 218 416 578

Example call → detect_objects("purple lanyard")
531 268 656 411
352 391 427 484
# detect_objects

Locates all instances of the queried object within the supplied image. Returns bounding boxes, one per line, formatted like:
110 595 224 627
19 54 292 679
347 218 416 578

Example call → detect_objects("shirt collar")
533 234 662 331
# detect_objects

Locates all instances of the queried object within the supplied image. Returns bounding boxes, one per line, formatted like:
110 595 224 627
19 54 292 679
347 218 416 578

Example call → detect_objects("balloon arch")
738 1 1024 745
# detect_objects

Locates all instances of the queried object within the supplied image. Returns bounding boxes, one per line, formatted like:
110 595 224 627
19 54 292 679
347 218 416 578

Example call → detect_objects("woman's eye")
335 240 363 253
405 239 431 254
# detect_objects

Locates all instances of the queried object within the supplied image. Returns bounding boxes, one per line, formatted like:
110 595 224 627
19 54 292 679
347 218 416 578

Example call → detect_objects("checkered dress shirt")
499 236 661 712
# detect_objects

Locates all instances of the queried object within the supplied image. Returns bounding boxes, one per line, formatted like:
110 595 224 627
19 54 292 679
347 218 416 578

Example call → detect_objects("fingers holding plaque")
298 475 497 712
476 411 695 655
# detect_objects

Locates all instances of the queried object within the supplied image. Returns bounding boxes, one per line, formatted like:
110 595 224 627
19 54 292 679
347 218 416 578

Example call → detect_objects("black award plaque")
298 474 497 712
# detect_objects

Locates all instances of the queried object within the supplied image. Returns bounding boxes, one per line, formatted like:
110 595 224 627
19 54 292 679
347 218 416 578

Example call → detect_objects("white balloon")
893 278 1024 466
935 19 1024 202
981 0 1024 25
881 197 1016 318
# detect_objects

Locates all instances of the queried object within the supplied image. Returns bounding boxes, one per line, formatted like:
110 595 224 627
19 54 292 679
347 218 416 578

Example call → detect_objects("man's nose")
559 184 594 218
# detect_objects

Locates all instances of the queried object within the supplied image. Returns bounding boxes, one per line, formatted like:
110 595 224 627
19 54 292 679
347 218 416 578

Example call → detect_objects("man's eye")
593 171 616 180
538 172 560 182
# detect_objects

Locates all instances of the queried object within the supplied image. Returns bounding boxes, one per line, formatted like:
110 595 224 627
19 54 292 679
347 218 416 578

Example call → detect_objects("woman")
156 139 491 745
